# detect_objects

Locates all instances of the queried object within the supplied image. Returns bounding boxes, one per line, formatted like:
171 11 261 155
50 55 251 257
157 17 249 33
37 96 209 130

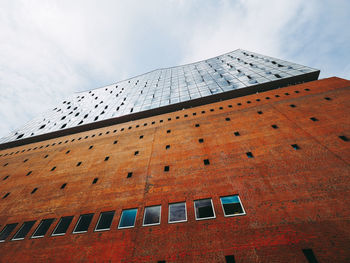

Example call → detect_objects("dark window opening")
23 159 28 162
271 124 278 129
247 101 251 104
295 90 300 93
3 192 10 199
194 199 215 219
61 124 67 129
39 124 46 129
184 114 188 117
302 249 319 263
285 93 290 95
32 219 54 238
195 124 200 127
73 214 94 234
339 135 349 142
265 97 270 100
275 94 280 97
127 172 133 178
167 130 171 133
76 162 82 167
0 223 18 241
31 188 38 194
324 97 331 101
168 117 172 120
3 175 9 180
134 151 139 156
164 166 170 172
199 138 204 143
225 117 231 121
12 221 36 240
192 112 196 116
246 152 254 158
291 144 300 150
51 166 56 171
219 107 223 110
160 119 164 122
92 178 98 184
139 135 144 139
234 131 240 136
305 88 310 91
158 261 166 263
310 117 318 122
165 145 170 150
26 171 32 176
256 99 260 101
52 216 74 236
225 255 236 263
89 145 94 150
61 183 67 189
44 154 49 158
237 103 242 106
203 159 210 165
290 104 296 108
95 211 115 231
66 150 70 154
257 111 263 114
228 105 232 108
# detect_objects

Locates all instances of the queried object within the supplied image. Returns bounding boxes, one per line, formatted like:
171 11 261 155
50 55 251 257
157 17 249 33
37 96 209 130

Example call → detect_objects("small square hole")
339 135 349 142
139 135 144 139
234 131 240 136
247 101 251 104
290 104 296 108
164 166 169 172
152 121 156 124
26 171 32 176
225 117 231 121
23 159 28 162
285 93 290 95
246 152 254 158
225 255 235 263
31 188 38 194
89 145 93 149
61 183 67 189
176 116 179 119
210 109 214 112
237 103 242 106
203 159 210 165
199 138 204 143
184 114 188 117
192 113 196 116
76 162 82 167
92 178 98 184
291 144 300 150
44 155 49 158
305 88 310 91
310 117 318 122
257 111 263 114
167 130 171 133
51 166 56 171
134 151 139 156
113 140 118 144
127 172 133 178
201 110 206 113
271 124 278 129
275 94 280 97
195 124 200 127
160 119 163 122
256 99 260 101
228 105 232 108
104 156 109 161
66 150 70 154
324 97 331 101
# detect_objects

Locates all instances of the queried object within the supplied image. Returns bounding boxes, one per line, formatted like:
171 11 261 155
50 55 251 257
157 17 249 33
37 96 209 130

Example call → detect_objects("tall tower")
0 49 349 262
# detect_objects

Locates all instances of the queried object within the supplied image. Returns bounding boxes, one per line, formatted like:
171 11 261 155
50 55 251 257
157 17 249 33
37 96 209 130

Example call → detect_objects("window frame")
118 208 138 229
194 198 216 221
0 223 18 242
220 195 246 217
31 218 55 239
51 216 74 236
168 202 187 224
72 213 94 234
142 205 161 227
94 211 115 232
11 221 36 241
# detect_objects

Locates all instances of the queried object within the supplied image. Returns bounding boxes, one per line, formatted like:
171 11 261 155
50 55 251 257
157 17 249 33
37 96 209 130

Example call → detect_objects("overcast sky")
0 0 349 138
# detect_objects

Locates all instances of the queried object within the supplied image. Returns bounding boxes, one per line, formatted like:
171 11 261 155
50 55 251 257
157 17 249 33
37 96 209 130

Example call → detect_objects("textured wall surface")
0 77 349 262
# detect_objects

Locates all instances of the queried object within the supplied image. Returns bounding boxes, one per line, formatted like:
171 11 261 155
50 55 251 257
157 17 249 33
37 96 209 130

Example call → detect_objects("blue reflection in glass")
119 209 137 228
220 195 240 204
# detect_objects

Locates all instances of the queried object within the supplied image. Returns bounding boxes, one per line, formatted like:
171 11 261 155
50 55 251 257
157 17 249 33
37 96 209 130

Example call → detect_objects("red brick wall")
0 77 349 262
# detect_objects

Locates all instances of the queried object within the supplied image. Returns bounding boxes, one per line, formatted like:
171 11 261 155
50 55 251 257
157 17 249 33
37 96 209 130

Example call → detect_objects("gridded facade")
0 49 319 146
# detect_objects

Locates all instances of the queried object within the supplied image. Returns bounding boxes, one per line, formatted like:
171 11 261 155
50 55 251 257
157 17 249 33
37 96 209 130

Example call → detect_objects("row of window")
0 87 318 158
0 195 245 242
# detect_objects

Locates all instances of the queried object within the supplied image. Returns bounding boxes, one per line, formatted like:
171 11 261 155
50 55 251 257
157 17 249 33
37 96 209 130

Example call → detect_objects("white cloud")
0 0 349 138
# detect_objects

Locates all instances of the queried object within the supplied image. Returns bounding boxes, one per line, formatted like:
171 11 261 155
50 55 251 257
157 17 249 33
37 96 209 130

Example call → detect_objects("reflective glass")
118 209 138 229
169 202 187 223
194 199 215 220
95 211 115 231
143 205 161 226
12 221 36 240
0 223 18 242
220 195 245 216
32 218 55 238
73 214 94 233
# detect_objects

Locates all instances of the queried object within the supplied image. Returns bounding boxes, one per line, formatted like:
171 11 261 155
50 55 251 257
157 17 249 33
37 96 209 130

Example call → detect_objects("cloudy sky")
0 0 349 138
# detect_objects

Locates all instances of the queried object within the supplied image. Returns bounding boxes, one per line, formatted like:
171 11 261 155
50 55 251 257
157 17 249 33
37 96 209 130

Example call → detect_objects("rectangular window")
143 205 161 226
220 195 246 217
0 223 18 242
12 221 36 240
225 255 236 263
32 218 55 238
73 214 94 234
118 208 138 229
168 202 187 223
194 198 215 220
52 216 74 236
302 249 319 263
95 211 115 231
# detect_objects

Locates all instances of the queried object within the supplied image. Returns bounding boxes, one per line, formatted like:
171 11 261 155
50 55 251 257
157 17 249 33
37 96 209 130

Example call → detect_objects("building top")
0 49 319 149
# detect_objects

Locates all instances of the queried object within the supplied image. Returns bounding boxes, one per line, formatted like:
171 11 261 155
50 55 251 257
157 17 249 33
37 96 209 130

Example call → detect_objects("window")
291 144 300 150
3 175 9 180
51 166 56 171
302 249 319 263
134 151 139 156
26 171 32 176
271 124 278 129
12 221 36 240
139 135 144 139
66 150 70 154
225 117 230 121
127 172 133 178
3 192 10 199
118 208 138 229
165 145 170 150
95 211 115 231
104 156 109 161
89 145 93 149
114 140 118 144
203 159 210 165
167 130 171 133
246 152 254 158
198 138 204 143
290 104 296 108
52 216 74 236
310 117 318 122
31 188 38 194
225 255 236 263
164 166 169 172
234 131 240 136
257 111 263 114
61 183 67 189
32 218 55 238
76 161 82 167
143 205 161 226
73 214 94 234
194 198 215 220
324 97 331 101
195 124 200 127
168 202 187 223
92 178 98 184
0 223 18 242
339 135 349 142
220 195 245 216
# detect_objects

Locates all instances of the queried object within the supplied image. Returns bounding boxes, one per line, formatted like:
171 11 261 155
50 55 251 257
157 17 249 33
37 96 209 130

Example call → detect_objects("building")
0 49 349 262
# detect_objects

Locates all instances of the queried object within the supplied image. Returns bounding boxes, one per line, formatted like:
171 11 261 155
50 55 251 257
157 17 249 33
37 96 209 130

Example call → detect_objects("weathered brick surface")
0 77 349 262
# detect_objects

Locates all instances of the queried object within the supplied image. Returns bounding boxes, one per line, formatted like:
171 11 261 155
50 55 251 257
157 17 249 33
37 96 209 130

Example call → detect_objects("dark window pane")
95 211 115 231
169 202 187 223
52 216 74 236
194 199 215 219
73 214 94 233
32 219 55 238
220 195 245 216
119 209 138 228
0 223 18 242
12 221 36 240
143 206 161 226
225 255 236 263
302 249 319 263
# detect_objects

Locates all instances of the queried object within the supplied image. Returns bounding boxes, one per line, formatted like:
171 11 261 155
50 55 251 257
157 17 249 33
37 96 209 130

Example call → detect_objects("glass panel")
220 195 245 216
194 199 215 220
0 223 18 242
12 221 36 240
73 214 94 233
169 202 187 223
95 211 115 231
118 209 138 229
32 218 55 238
52 216 74 236
143 205 161 226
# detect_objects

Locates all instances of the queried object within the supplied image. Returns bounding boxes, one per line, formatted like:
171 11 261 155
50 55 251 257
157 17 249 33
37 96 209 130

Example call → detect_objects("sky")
0 0 349 138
